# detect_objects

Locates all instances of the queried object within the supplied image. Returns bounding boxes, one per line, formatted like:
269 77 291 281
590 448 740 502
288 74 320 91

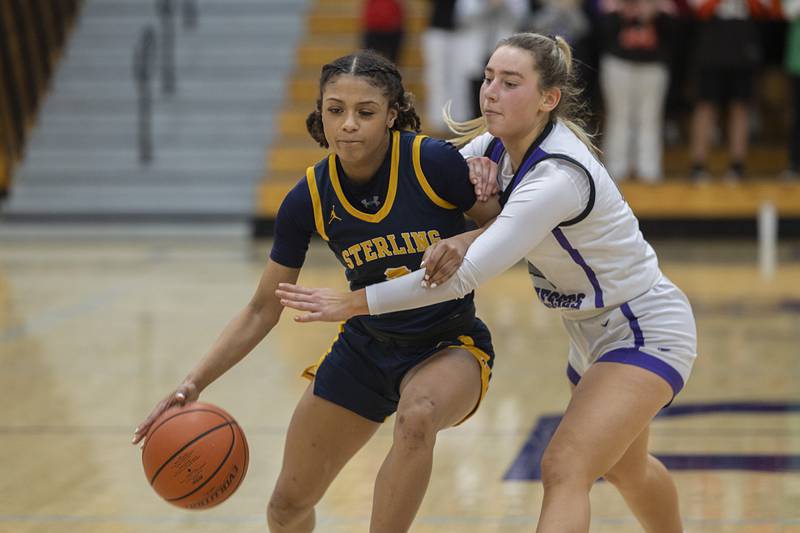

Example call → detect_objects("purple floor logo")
504 402 800 481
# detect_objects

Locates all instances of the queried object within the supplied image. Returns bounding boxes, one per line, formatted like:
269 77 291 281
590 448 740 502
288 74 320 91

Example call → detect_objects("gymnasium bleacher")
0 0 798 237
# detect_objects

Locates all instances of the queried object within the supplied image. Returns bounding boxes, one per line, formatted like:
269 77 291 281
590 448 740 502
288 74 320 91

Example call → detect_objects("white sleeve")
366 160 590 314
459 133 495 160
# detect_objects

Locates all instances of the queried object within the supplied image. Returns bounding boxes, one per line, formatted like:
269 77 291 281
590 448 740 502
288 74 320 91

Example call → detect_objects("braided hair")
306 50 421 148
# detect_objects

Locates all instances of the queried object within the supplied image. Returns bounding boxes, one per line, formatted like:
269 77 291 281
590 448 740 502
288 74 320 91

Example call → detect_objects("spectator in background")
785 0 800 180
457 0 529 117
688 0 766 184
599 0 676 183
522 0 598 130
362 0 405 63
423 0 463 134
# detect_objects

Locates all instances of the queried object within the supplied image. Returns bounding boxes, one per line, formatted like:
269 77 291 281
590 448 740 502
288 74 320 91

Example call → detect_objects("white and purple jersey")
461 121 661 314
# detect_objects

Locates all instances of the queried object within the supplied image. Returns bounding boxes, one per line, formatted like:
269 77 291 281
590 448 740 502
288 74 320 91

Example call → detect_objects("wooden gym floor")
0 235 798 532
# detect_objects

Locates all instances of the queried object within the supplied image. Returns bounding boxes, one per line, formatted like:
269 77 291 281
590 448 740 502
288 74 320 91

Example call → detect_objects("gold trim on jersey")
449 335 492 426
328 130 400 223
305 166 329 241
301 322 346 380
412 135 457 210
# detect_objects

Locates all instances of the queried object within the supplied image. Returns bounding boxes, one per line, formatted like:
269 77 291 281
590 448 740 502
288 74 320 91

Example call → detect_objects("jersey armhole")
537 155 596 227
412 135 458 210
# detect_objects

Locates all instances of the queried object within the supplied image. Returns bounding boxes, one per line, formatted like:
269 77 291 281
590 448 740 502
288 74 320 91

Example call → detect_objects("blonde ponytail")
442 101 487 147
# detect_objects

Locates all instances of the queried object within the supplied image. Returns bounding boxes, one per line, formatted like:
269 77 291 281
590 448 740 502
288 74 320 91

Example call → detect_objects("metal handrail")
133 25 156 164
131 0 197 164
156 0 175 96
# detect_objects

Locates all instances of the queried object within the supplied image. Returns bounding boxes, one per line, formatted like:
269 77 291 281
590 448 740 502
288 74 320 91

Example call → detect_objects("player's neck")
339 132 391 185
504 116 549 172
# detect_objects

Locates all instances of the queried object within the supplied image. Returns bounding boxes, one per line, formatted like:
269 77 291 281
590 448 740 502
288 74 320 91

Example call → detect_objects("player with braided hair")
133 49 500 532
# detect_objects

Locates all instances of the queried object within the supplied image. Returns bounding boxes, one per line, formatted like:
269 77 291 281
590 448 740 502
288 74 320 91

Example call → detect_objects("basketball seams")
142 407 230 456
149 420 234 485
167 423 237 503
223 423 249 499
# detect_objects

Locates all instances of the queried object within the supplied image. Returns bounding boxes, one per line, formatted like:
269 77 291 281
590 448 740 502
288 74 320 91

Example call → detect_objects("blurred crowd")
361 0 799 183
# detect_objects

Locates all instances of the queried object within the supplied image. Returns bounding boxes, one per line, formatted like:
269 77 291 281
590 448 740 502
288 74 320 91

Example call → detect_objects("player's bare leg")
603 424 682 532
535 362 679 533
370 348 483 533
268 384 380 532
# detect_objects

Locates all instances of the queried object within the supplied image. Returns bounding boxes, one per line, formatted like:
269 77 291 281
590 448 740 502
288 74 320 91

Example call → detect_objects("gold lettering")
387 234 406 255
401 232 416 253
427 230 441 244
362 240 377 262
410 231 430 252
372 237 391 258
341 249 354 269
347 243 364 266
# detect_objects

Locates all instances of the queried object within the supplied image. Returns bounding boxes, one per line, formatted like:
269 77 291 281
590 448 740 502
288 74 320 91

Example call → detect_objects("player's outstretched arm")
276 283 368 323
132 260 300 444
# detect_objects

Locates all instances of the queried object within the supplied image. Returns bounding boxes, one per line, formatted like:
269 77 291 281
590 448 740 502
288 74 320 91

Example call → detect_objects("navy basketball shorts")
562 275 697 403
302 318 495 423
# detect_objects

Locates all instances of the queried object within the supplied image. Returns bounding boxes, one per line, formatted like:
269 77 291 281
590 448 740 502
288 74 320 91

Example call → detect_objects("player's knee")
267 490 313 528
540 441 593 490
394 395 438 452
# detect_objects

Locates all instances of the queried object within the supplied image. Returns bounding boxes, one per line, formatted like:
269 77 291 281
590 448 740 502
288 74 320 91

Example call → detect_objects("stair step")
82 0 306 16
19 149 264 174
51 78 285 98
13 167 262 185
2 184 258 215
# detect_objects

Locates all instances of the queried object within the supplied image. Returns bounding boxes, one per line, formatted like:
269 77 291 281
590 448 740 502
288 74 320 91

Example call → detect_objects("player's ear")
387 107 398 129
540 87 561 113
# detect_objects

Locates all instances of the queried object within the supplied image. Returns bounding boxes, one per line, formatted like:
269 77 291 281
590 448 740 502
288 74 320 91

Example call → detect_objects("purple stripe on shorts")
567 363 581 386
598 348 684 397
620 302 644 347
551 228 604 308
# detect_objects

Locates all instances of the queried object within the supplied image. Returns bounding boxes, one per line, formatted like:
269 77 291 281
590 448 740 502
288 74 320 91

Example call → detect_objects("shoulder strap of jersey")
305 164 329 241
411 134 457 210
483 137 505 163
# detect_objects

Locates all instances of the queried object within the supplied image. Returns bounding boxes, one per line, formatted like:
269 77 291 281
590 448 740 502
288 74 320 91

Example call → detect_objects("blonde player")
277 33 698 533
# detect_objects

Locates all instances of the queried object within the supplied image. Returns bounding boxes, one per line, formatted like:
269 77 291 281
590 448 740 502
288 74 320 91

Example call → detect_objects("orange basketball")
141 402 249 509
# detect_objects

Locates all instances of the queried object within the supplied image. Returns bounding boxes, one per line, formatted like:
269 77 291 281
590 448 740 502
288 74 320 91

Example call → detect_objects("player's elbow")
246 298 280 332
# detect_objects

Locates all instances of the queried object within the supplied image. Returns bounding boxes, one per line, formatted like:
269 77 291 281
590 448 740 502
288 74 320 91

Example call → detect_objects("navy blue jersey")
271 130 477 336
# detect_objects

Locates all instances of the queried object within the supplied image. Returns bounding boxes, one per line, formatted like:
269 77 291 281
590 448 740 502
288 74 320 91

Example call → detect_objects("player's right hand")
132 381 198 445
467 156 499 202
421 235 470 287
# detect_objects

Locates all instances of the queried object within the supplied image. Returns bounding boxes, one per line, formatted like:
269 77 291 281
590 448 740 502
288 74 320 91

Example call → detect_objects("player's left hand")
420 235 470 287
276 284 368 322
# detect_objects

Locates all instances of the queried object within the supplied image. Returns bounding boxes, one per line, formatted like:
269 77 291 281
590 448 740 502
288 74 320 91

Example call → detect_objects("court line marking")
0 514 797 526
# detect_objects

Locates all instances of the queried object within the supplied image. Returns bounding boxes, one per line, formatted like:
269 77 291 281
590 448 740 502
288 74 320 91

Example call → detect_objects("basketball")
141 402 249 509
